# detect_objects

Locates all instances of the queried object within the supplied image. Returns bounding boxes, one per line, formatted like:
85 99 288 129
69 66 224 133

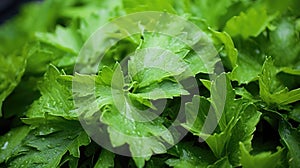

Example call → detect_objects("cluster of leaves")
0 0 300 167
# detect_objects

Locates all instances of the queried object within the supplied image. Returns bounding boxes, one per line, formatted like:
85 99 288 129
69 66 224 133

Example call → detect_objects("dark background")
0 0 39 24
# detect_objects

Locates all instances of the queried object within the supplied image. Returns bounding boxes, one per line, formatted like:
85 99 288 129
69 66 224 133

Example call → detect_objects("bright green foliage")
266 17 300 67
68 61 183 166
230 52 263 84
11 124 89 167
239 142 284 168
210 30 238 69
123 0 175 13
183 74 261 166
188 0 249 29
224 5 276 39
35 26 83 54
0 0 300 167
1 117 90 168
259 58 300 106
26 65 75 119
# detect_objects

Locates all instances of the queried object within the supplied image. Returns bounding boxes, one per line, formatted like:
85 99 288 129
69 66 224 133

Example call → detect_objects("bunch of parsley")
0 0 300 167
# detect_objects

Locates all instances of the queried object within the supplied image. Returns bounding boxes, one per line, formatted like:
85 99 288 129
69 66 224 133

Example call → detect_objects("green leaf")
0 0 65 55
2 0 300 168
208 157 232 168
183 74 236 158
200 79 211 90
67 131 91 158
139 28 219 75
1 76 41 119
132 81 189 100
227 104 261 165
7 118 90 168
182 95 211 135
259 58 300 105
280 67 300 76
25 42 76 74
26 65 75 119
279 120 300 168
0 54 27 117
235 87 257 101
128 48 190 88
141 33 188 53
94 149 115 168
239 142 284 168
133 156 151 168
0 127 30 164
183 73 235 138
261 0 295 14
266 17 300 67
35 26 83 54
289 104 300 123
102 105 174 154
210 29 238 69
205 117 237 158
230 53 262 84
78 0 124 40
224 5 276 38
259 57 283 95
189 0 240 28
184 74 261 165
59 155 79 168
229 38 266 85
69 64 176 166
123 0 176 13
210 73 235 131
165 142 216 168
274 89 300 105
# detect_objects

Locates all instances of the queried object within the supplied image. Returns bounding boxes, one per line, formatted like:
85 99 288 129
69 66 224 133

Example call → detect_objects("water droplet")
1 142 8 150
47 145 54 149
